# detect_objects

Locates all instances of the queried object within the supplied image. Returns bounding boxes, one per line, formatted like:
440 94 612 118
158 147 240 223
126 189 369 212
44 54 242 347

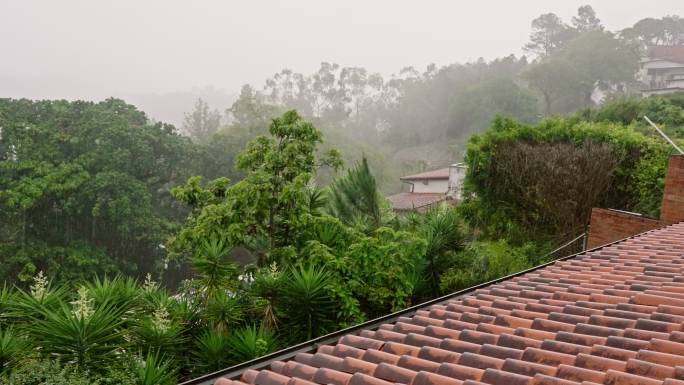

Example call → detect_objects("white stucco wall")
448 164 467 200
407 178 449 193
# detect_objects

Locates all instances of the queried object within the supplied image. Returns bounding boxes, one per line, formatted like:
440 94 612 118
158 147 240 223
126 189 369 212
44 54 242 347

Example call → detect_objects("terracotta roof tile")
387 193 447 211
399 168 451 180
211 223 684 385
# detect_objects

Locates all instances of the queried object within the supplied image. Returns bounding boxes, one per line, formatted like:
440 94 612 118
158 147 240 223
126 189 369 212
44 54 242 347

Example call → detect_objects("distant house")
387 163 466 212
641 45 684 96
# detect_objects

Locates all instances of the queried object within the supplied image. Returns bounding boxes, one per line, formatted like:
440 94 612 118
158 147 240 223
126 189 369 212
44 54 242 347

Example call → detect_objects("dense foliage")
460 93 684 243
0 99 201 283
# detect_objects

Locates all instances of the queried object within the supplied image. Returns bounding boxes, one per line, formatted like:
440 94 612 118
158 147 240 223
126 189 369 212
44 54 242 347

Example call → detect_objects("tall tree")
524 13 575 57
572 5 603 32
170 111 342 264
524 31 638 113
183 98 221 143
0 98 196 282
622 16 684 47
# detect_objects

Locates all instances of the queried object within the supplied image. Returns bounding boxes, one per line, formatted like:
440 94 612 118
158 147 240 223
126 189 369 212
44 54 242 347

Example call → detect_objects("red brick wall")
661 155 684 225
586 208 661 249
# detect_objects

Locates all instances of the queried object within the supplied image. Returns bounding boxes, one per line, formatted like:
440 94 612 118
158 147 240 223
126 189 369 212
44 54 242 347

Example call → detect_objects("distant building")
641 45 684 96
387 163 466 212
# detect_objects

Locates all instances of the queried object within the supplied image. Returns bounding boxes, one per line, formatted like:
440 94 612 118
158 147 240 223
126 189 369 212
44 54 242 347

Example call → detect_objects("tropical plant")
0 326 30 377
414 205 466 298
192 235 239 300
226 325 278 364
132 303 185 356
203 291 243 331
133 350 178 385
191 330 232 374
28 288 127 372
83 276 141 312
278 265 336 341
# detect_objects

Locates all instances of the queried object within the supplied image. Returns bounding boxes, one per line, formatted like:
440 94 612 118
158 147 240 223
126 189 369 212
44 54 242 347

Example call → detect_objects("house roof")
647 45 684 65
205 222 684 385
387 193 447 211
400 168 450 181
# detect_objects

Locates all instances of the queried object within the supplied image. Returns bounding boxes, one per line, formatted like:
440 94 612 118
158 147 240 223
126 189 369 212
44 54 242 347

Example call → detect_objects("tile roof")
647 46 684 65
400 168 450 181
206 222 684 385
387 193 447 211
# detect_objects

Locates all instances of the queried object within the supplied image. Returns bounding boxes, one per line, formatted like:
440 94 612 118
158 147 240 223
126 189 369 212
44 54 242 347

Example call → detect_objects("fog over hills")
1 0 681 124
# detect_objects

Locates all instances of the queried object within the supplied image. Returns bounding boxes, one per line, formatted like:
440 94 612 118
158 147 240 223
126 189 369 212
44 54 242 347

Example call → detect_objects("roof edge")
179 223 669 385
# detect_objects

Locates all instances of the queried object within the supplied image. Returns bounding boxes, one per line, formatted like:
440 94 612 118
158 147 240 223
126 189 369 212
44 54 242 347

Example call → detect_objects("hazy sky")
2 0 682 101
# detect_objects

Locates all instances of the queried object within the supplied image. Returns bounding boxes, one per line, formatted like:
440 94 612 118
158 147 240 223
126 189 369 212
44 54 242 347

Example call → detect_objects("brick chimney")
660 154 684 225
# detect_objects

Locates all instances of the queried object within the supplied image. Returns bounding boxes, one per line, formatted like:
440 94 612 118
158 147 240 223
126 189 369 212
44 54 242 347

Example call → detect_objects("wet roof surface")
387 192 447 210
400 168 451 180
216 222 684 385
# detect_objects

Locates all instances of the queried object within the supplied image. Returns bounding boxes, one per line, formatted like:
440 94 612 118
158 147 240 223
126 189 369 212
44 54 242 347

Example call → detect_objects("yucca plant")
191 329 232 374
278 264 336 341
247 266 282 330
11 272 67 323
28 287 127 372
134 349 178 385
0 285 16 327
132 302 186 357
84 275 141 310
0 326 30 377
226 324 278 364
167 295 203 336
203 291 244 332
193 235 240 300
417 205 466 298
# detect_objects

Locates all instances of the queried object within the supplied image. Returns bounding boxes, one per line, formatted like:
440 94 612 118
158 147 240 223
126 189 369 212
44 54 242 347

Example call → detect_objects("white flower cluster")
238 272 254 283
143 273 159 293
70 286 94 320
30 271 48 300
152 304 171 333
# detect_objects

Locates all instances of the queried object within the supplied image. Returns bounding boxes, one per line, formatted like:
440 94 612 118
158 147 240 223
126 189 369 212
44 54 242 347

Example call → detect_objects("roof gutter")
179 226 662 385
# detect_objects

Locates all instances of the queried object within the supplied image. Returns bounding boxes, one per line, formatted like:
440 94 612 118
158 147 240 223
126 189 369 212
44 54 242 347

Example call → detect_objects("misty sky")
2 0 682 101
